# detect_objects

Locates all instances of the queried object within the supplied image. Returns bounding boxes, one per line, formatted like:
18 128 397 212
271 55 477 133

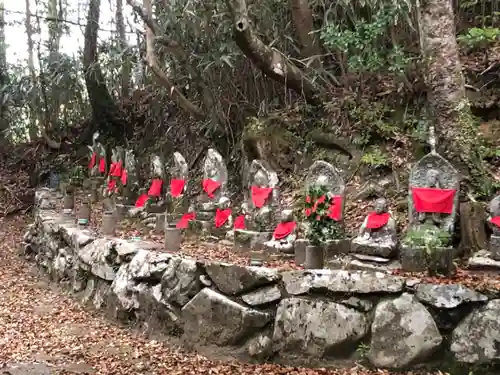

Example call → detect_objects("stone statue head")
241 202 249 215
125 150 136 170
151 155 164 178
425 169 441 188
280 209 294 222
206 166 217 179
315 175 329 186
111 148 118 163
254 169 268 186
374 198 388 214
218 196 231 209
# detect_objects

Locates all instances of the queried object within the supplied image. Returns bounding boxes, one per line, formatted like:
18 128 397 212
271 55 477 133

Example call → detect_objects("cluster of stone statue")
84 133 500 272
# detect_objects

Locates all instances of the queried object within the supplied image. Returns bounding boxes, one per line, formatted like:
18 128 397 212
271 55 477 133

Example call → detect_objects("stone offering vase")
164 227 182 252
305 244 324 269
101 211 117 236
77 200 91 226
63 192 75 213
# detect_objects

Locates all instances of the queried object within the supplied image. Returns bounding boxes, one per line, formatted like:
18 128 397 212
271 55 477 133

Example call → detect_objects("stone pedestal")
294 239 308 265
77 201 91 226
115 204 133 219
489 235 500 260
401 245 455 275
155 214 166 234
63 194 74 210
234 230 273 252
305 245 324 269
400 245 427 272
325 239 351 257
164 227 182 252
101 211 116 236
351 237 396 258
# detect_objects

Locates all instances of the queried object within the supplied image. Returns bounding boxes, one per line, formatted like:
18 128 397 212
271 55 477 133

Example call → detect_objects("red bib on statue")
110 162 122 177
202 179 220 199
99 158 106 173
121 170 128 185
89 153 97 169
366 212 390 229
234 215 246 230
148 179 163 197
215 208 231 228
411 187 456 214
328 195 343 221
273 221 296 240
170 179 186 198
107 180 117 192
177 212 196 229
251 186 273 208
135 194 149 207
491 216 500 228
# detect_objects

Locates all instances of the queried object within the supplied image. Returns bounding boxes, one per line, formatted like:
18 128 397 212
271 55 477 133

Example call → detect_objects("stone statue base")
263 239 294 254
115 204 134 218
234 230 273 252
154 214 166 234
351 236 397 258
489 235 500 261
146 203 167 214
401 245 455 275
164 227 182 252
325 239 351 256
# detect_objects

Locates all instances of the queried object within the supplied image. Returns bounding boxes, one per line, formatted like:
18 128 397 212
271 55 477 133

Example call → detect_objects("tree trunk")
83 0 125 141
25 0 38 141
418 0 487 190
0 0 7 144
226 0 321 105
116 0 131 98
289 0 322 69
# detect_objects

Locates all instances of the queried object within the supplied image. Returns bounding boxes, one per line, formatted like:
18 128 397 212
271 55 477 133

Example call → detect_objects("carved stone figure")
401 150 458 273
305 160 346 224
263 209 297 253
212 196 234 236
146 154 167 214
351 198 398 258
194 149 229 230
234 160 279 251
166 152 189 226
487 195 500 260
87 132 100 179
408 154 458 235
120 149 140 205
103 147 124 199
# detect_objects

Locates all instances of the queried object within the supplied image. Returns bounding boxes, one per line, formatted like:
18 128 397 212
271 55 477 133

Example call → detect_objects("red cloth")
273 221 296 240
170 179 186 198
328 195 343 221
107 180 117 192
202 179 220 199
135 194 149 207
215 208 231 228
251 186 273 208
234 215 246 230
120 169 128 185
99 158 106 173
148 179 163 197
110 162 122 177
177 212 196 229
491 216 500 228
88 152 97 169
366 212 390 229
412 187 456 214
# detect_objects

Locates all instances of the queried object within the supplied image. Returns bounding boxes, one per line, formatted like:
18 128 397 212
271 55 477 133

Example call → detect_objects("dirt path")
0 215 431 375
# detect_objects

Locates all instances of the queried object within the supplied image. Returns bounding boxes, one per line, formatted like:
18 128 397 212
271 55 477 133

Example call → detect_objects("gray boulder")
415 283 487 308
273 297 368 357
368 293 442 368
451 299 500 363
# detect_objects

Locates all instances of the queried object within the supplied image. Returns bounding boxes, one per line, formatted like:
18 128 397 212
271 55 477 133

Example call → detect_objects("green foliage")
66 165 85 186
320 6 412 74
361 147 389 168
402 224 451 253
304 184 344 245
457 27 500 49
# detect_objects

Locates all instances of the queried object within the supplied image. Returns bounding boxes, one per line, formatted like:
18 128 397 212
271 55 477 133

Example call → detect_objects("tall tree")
83 0 125 141
0 0 7 144
289 0 322 69
116 0 131 98
25 0 38 140
418 0 487 189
